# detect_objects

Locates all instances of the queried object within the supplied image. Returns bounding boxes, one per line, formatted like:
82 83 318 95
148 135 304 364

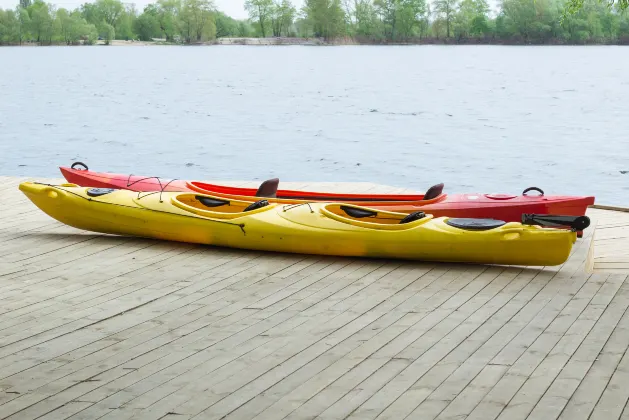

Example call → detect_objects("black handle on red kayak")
522 187 544 196
71 161 89 170
521 214 590 232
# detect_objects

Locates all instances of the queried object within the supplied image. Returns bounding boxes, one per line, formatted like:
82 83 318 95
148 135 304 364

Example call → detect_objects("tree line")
0 0 251 45
293 0 629 44
1 0 629 45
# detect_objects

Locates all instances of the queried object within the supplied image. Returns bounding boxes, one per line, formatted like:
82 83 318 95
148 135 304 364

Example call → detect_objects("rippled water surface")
1 45 628 205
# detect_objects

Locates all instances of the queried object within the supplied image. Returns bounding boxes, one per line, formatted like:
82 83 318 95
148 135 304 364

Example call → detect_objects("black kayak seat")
446 218 506 231
256 178 279 198
424 183 444 201
196 196 230 208
340 206 378 219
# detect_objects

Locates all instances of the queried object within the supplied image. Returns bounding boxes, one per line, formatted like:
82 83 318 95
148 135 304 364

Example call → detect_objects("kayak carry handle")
71 161 89 171
522 187 544 196
521 214 590 232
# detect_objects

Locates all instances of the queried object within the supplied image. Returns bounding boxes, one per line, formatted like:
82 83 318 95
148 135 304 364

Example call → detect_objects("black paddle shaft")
521 214 591 231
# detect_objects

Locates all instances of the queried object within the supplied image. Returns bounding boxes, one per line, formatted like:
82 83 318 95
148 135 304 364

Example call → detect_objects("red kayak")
59 163 595 225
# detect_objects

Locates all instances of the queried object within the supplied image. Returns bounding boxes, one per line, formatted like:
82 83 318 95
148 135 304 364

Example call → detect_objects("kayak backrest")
255 178 279 198
424 183 444 201
244 200 270 212
400 211 426 224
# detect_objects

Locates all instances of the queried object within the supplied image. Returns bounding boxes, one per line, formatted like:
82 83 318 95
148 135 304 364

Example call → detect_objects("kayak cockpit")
320 204 433 230
186 179 447 204
171 193 276 219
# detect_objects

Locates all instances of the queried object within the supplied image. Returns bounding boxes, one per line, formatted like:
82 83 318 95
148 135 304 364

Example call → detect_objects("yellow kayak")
19 182 587 267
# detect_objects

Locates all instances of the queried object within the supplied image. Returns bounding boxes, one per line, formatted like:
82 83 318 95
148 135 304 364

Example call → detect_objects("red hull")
59 166 595 224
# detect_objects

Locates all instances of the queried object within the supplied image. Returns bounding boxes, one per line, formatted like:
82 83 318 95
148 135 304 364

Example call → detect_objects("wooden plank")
526 274 629 420
587 207 629 275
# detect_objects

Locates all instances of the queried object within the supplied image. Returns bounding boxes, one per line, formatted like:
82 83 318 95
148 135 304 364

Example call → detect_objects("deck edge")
590 204 629 213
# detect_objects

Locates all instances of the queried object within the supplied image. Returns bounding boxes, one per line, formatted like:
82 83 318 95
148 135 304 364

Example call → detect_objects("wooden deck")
588 207 629 274
1 175 629 420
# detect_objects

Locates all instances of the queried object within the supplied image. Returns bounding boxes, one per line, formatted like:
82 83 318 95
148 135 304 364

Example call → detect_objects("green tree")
156 0 180 41
28 0 54 43
302 0 346 39
270 0 296 36
56 8 73 43
215 10 238 36
500 0 555 42
237 19 254 35
55 8 96 44
599 5 619 40
0 9 22 43
83 22 98 43
115 6 137 40
178 0 216 42
433 0 457 37
79 0 125 39
80 2 100 25
17 6 31 43
418 2 431 37
103 21 114 43
397 0 428 39
373 0 426 41
97 0 124 26
619 12 629 38
353 0 381 39
135 4 161 40
454 0 489 38
244 0 273 36
564 0 628 19
374 0 398 40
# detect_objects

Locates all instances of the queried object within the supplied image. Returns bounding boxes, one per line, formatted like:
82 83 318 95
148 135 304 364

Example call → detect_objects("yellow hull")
19 182 578 266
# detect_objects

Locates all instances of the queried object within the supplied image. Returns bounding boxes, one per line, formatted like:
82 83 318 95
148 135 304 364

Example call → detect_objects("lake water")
1 45 628 206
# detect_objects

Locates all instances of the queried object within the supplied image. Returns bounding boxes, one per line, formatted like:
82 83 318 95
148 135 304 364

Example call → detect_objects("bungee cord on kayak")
30 182 249 234
131 177 180 203
282 202 315 213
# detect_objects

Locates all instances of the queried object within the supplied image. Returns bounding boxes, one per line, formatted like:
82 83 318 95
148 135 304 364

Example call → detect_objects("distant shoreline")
4 37 629 47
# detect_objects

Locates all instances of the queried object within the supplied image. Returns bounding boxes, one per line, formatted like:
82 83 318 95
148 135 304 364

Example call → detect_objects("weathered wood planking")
0 176 628 420
588 208 629 274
